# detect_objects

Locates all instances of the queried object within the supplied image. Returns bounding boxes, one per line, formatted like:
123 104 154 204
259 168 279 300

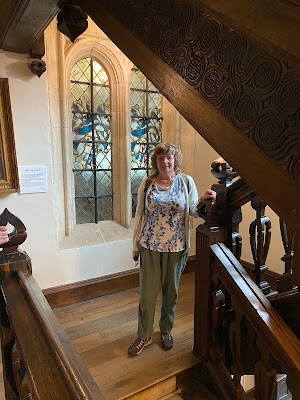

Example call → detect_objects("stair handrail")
226 177 256 210
1 271 105 400
0 209 105 400
210 241 300 399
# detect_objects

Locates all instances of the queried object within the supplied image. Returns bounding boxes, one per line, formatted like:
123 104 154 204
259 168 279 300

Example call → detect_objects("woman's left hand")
200 189 217 201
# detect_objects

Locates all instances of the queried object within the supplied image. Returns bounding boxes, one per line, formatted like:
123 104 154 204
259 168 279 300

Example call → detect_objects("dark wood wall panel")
90 0 300 185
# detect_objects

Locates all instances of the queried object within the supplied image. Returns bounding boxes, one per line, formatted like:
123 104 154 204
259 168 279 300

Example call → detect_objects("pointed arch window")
70 57 112 224
130 70 163 216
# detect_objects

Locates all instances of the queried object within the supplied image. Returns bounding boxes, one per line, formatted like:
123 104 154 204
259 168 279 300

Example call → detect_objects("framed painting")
0 78 19 191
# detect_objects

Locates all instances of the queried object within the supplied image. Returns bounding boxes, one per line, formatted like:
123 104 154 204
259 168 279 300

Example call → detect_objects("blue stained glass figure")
131 118 147 138
71 57 112 224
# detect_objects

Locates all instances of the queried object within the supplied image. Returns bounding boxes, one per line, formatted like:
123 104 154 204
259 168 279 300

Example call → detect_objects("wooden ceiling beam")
0 0 63 54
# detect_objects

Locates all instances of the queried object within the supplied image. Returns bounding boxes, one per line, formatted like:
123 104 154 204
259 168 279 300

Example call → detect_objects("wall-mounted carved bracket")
57 3 88 42
29 34 46 78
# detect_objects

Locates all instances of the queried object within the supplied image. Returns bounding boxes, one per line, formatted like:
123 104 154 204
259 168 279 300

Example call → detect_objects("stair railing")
208 242 300 400
194 159 299 400
0 209 105 400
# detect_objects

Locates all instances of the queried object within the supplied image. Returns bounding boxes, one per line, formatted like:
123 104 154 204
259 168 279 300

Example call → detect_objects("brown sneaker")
161 332 173 350
128 336 152 356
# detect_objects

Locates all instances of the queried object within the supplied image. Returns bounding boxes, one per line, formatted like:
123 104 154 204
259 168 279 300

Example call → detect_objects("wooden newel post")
194 216 224 360
193 159 235 360
0 209 31 400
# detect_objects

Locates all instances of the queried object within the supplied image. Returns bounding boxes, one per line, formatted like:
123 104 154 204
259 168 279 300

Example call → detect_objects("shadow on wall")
1 50 37 81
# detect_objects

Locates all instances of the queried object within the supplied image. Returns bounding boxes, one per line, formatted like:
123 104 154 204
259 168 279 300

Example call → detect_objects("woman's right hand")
132 251 140 261
0 226 8 245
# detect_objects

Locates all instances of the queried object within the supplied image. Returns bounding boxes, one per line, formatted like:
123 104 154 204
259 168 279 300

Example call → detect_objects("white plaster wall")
0 49 134 290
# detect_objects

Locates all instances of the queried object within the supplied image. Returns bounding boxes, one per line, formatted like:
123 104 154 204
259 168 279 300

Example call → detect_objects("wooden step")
124 363 221 400
126 377 176 400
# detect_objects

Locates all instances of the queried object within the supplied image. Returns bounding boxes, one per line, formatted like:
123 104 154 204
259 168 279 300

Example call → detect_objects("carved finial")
0 209 31 279
211 158 238 186
57 3 88 42
0 208 27 250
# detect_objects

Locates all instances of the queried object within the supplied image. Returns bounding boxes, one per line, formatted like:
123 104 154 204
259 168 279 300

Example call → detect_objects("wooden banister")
226 178 255 210
211 242 300 399
0 209 104 400
1 271 105 400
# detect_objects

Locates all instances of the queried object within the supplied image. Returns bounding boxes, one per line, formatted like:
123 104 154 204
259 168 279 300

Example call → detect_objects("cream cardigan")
132 174 203 251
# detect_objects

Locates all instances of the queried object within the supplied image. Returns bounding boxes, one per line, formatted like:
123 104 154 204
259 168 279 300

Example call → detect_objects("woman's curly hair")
150 142 182 177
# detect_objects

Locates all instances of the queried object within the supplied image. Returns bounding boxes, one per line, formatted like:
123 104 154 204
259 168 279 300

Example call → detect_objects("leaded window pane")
93 60 109 85
148 92 163 118
71 57 112 224
93 86 110 114
72 113 92 141
75 198 94 224
74 171 94 197
131 70 146 90
71 83 91 112
130 91 146 117
71 58 91 82
148 119 162 143
96 171 112 196
131 118 147 142
73 141 94 170
95 143 111 169
97 197 113 221
148 80 157 91
130 69 163 216
94 115 111 142
131 143 148 169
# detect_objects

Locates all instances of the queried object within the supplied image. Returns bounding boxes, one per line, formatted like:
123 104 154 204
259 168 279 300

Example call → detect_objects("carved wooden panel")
98 0 300 183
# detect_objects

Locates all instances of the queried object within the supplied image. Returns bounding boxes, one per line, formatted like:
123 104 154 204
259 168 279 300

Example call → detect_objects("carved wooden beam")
0 0 63 53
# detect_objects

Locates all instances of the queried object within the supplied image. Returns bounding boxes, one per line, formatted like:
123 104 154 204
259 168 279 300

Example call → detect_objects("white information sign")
19 166 48 194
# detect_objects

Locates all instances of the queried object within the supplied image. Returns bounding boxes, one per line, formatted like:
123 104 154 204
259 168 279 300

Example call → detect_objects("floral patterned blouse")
139 175 186 252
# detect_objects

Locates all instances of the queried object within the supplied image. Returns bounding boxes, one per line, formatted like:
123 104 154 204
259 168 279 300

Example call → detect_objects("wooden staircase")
0 1 299 399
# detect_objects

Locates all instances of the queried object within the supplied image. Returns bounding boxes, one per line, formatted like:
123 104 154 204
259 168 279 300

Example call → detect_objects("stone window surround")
58 36 135 249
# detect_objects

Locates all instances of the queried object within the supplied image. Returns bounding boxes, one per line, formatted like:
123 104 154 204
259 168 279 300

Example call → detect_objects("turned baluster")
229 299 245 398
254 336 278 400
207 269 245 400
20 372 34 399
209 270 226 365
277 220 294 293
249 195 271 295
12 342 22 392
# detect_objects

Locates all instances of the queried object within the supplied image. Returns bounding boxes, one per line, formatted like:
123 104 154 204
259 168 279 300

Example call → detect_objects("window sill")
59 220 135 250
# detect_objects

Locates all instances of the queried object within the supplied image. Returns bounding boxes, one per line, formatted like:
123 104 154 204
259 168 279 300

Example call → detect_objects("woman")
128 142 216 356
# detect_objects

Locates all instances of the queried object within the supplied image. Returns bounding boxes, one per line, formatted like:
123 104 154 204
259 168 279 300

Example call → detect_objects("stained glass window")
130 70 163 216
71 58 112 224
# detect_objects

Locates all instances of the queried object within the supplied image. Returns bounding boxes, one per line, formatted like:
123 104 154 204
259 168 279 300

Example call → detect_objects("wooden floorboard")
0 272 198 400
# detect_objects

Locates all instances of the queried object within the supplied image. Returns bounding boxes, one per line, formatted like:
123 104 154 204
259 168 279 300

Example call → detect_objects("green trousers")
138 246 189 339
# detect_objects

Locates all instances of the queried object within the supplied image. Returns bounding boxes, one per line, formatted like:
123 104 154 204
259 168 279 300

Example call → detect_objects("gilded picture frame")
0 78 19 191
